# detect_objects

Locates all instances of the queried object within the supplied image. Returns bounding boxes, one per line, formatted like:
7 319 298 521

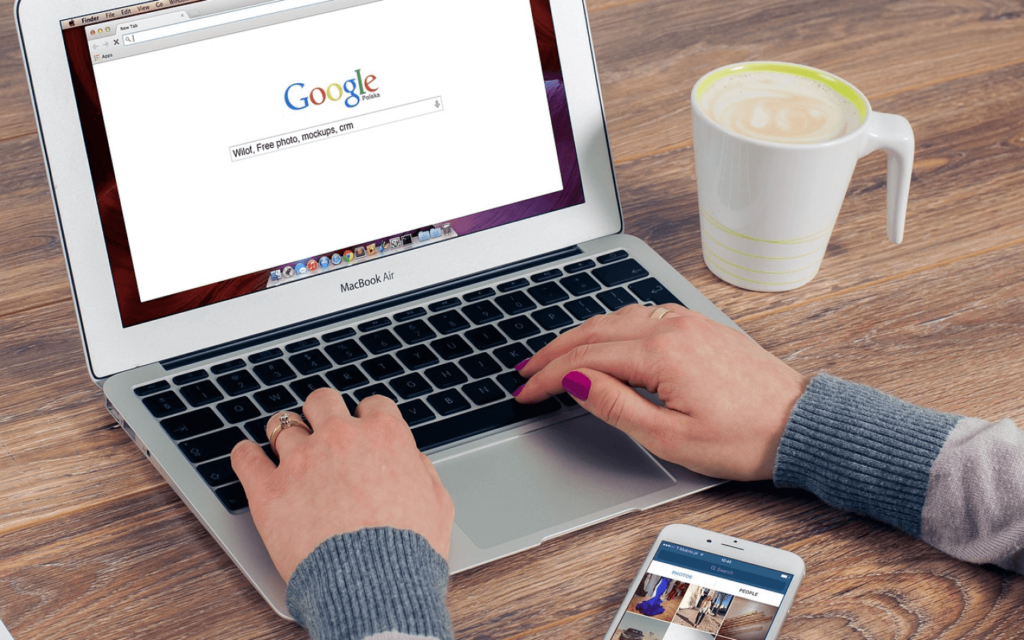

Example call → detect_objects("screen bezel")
602 524 806 640
17 0 621 379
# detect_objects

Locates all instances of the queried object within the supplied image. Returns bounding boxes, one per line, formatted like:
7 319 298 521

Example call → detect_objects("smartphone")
603 524 805 640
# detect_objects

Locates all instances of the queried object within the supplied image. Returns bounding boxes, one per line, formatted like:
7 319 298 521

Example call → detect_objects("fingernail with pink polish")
513 385 524 397
514 358 531 371
562 371 591 401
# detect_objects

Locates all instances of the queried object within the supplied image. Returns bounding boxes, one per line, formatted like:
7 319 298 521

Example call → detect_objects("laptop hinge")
160 245 584 371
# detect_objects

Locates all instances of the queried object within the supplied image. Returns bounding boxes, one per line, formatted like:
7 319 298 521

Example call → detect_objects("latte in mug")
699 70 862 144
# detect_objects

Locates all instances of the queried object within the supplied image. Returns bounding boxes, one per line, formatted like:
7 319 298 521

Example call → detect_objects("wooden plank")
0 16 38 140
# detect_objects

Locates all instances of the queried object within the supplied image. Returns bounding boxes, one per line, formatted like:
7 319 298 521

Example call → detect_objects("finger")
301 387 352 427
516 339 653 403
557 367 692 456
519 305 694 377
267 411 312 460
354 393 404 421
231 439 276 494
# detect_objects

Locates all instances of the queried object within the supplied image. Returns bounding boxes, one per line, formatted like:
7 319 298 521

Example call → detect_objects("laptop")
17 0 734 619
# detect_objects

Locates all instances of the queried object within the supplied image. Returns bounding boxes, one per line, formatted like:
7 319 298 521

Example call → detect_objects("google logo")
285 69 378 111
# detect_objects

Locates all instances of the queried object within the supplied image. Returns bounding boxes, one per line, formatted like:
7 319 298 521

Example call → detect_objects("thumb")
231 439 275 498
560 368 691 458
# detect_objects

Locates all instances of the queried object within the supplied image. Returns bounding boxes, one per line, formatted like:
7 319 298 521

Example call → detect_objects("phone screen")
609 542 796 640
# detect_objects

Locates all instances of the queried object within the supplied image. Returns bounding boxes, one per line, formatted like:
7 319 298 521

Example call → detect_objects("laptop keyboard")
133 250 684 512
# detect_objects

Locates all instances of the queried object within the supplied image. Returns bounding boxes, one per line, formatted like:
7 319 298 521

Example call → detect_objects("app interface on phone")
610 542 795 640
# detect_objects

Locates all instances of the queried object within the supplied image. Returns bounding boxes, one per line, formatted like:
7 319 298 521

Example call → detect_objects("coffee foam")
699 70 863 144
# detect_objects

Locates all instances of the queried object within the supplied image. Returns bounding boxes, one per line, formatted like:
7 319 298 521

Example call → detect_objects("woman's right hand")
514 304 808 482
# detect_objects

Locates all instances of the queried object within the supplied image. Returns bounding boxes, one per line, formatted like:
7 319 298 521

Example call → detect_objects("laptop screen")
60 0 584 328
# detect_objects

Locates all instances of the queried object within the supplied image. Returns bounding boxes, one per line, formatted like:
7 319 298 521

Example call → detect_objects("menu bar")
62 0 204 29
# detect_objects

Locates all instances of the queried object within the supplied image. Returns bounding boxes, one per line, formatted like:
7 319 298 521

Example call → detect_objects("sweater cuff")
286 527 454 640
774 373 959 537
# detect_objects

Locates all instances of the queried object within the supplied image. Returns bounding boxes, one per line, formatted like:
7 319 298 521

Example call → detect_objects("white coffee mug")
691 62 914 291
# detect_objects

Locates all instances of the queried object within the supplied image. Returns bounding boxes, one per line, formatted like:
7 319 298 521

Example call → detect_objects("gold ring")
267 411 312 457
651 307 671 319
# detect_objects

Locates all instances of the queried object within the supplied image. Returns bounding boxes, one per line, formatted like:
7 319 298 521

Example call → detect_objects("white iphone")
603 524 805 640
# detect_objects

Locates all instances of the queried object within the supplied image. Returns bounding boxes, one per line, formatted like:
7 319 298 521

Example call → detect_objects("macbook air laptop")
17 0 733 618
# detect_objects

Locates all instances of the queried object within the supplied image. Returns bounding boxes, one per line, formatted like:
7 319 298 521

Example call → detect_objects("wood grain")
1 0 1023 638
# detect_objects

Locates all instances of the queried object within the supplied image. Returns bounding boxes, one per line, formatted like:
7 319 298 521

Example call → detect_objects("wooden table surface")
2 0 1023 638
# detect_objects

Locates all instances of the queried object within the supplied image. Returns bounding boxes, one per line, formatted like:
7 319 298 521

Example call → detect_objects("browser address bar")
122 0 375 46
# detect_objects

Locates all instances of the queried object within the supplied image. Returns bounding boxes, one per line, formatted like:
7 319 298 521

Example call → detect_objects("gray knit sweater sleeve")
287 527 453 640
775 373 1024 573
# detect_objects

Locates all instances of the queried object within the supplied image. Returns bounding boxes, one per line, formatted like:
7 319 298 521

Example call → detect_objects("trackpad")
436 416 675 549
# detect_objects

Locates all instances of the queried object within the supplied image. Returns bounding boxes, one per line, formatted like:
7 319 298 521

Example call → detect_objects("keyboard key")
180 380 224 407
496 370 527 394
498 316 541 341
249 348 283 364
598 287 638 311
465 326 507 351
362 354 404 380
593 259 649 287
217 370 260 396
172 370 208 386
290 375 330 401
413 398 562 450
565 297 606 321
428 310 470 335
497 278 529 292
360 330 402 354
531 268 563 283
560 272 601 296
431 335 473 360
597 250 629 264
323 328 356 342
424 363 468 389
197 457 238 487
216 396 261 424
558 393 578 407
180 427 247 463
342 395 359 413
286 337 320 353
289 349 332 375
462 300 504 325
215 483 248 511
527 333 557 353
462 288 494 302
458 353 501 379
531 306 574 331
390 373 433 400
399 400 436 427
261 445 279 464
495 291 536 315
628 278 686 306
354 383 398 402
358 317 391 332
427 389 472 416
396 345 439 370
393 308 426 322
462 379 505 405
326 365 369 391
244 418 270 443
253 386 298 413
527 282 569 306
143 391 186 418
428 297 461 312
134 380 170 397
563 259 595 273
253 359 297 385
160 408 223 440
394 320 436 345
493 343 532 369
325 339 368 364
211 359 245 374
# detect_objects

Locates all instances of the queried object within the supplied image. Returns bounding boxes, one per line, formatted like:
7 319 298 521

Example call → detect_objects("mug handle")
859 112 915 244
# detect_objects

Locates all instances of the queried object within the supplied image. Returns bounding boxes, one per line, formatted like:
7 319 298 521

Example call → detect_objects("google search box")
122 0 379 46
228 96 444 162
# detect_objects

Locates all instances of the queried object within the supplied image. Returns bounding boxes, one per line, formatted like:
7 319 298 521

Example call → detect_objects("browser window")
61 0 584 326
